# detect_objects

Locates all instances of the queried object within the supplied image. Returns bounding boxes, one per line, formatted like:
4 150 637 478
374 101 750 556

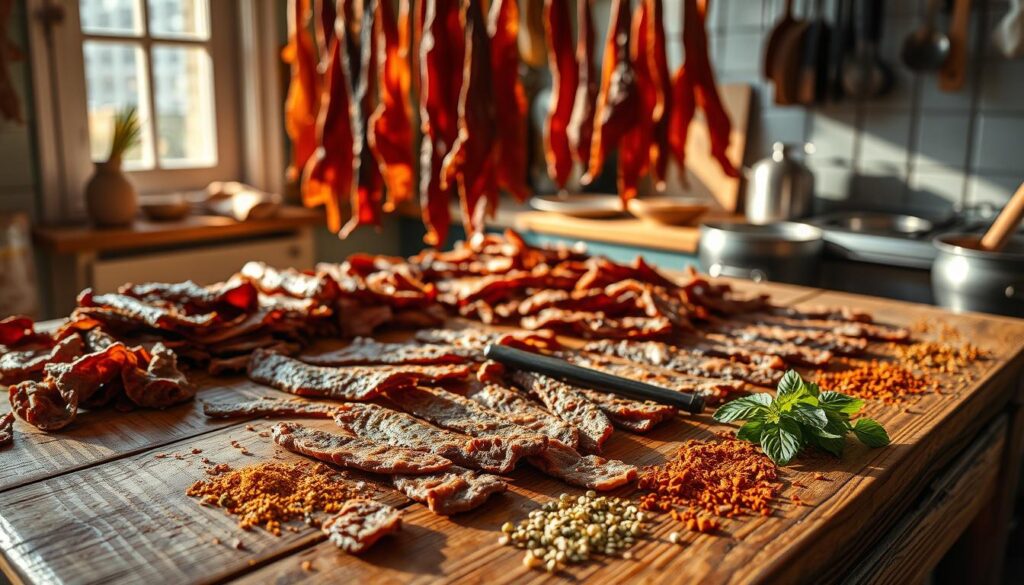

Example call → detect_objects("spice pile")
499 491 648 573
638 437 779 533
187 461 370 535
890 340 986 375
817 360 934 404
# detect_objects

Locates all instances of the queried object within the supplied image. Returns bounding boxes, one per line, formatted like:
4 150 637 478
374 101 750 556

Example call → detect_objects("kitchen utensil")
979 181 1024 251
140 194 191 222
818 211 935 236
932 233 1024 317
993 0 1024 58
529 194 624 218
770 3 811 105
901 0 951 71
483 344 705 414
828 0 853 100
841 0 892 99
797 0 831 104
744 142 815 224
698 221 824 286
764 0 797 78
939 0 973 91
626 197 710 226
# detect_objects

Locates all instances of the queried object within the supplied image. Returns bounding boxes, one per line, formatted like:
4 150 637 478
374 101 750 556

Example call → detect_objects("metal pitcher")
745 142 815 224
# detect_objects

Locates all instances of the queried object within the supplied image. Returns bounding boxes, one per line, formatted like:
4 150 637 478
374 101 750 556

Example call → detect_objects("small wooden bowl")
140 194 191 222
627 197 710 226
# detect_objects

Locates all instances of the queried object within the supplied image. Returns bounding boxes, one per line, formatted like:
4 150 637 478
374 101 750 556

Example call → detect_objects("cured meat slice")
570 355 743 405
271 422 453 475
414 328 561 352
520 309 673 340
240 262 339 302
576 388 676 433
334 402 528 474
617 0 655 202
468 383 579 450
566 0 597 168
510 371 613 454
368 0 415 212
300 338 474 366
0 316 37 347
203 397 339 419
752 309 910 342
283 0 320 181
9 379 75 431
646 0 672 188
122 343 195 408
710 323 868 355
383 385 548 457
583 340 782 387
0 334 84 384
542 0 578 189
488 0 530 201
78 291 219 332
527 442 636 491
701 333 832 367
322 499 402 554
247 349 470 400
392 465 507 515
118 279 258 313
0 412 12 447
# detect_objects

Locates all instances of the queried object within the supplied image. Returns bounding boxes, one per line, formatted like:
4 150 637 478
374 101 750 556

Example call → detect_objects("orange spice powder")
816 360 933 404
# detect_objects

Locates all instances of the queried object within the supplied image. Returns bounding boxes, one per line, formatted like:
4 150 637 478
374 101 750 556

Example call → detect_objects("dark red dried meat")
391 465 507 515
322 499 402 554
510 371 613 454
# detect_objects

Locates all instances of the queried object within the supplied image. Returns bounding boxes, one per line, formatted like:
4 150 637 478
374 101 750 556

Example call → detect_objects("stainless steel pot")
744 143 815 224
932 233 1024 317
698 222 824 286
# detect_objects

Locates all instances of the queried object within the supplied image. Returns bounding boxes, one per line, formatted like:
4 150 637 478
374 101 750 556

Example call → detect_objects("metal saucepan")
931 233 1024 317
698 222 824 286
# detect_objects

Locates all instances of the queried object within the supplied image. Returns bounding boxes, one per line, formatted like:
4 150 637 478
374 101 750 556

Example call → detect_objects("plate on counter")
529 194 625 218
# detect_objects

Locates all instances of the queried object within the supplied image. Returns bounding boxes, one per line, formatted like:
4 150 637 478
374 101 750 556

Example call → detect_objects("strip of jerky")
413 328 561 351
569 354 744 405
383 385 548 460
575 389 676 433
510 371 613 454
468 383 580 450
333 402 529 474
745 309 910 342
701 333 832 367
520 309 673 340
582 339 782 387
247 349 470 400
202 397 340 419
391 466 507 515
322 499 402 554
707 322 868 355
0 334 84 384
270 422 453 474
300 338 475 366
527 442 636 491
0 412 13 447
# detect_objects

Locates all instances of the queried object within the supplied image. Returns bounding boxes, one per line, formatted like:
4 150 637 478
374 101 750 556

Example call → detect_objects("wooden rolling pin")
939 0 973 91
979 181 1024 251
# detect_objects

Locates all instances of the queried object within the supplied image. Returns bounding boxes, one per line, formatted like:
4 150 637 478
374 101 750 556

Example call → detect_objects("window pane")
147 0 210 39
80 0 143 36
152 44 217 168
83 41 155 169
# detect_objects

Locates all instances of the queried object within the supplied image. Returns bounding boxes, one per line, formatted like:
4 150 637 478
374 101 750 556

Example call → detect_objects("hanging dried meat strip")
566 0 597 168
391 465 507 515
468 383 579 450
527 441 637 491
247 349 470 401
542 0 578 189
272 421 454 474
368 0 415 212
303 34 357 233
300 338 475 366
203 397 340 419
617 0 656 202
417 0 464 246
322 499 402 554
341 0 385 237
584 0 637 194
583 339 782 387
0 412 12 447
0 334 83 384
510 371 613 454
283 0 320 183
488 0 530 202
441 0 499 239
119 279 258 314
334 402 530 474
314 0 337 69
647 0 672 187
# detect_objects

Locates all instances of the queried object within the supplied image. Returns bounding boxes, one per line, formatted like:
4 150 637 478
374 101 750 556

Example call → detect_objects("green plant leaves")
711 369 890 466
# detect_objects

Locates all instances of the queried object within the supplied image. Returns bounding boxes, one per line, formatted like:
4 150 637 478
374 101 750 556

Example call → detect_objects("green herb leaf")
712 393 772 423
760 420 802 466
852 418 891 447
788 405 828 429
777 370 804 397
736 420 764 443
818 391 865 415
804 381 821 397
810 433 845 457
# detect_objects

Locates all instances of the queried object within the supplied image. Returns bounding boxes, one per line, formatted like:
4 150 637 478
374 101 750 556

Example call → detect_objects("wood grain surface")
1 282 1023 585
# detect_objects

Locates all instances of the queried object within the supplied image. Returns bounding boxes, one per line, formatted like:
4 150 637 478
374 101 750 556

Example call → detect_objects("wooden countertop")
2 278 1023 584
32 206 322 254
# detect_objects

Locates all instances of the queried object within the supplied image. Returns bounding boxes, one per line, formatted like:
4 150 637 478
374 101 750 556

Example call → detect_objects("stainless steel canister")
745 142 815 224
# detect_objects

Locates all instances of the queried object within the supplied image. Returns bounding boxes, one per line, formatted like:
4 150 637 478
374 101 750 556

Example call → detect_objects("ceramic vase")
84 157 138 228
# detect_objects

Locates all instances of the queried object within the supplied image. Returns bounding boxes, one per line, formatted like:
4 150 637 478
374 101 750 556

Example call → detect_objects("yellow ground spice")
817 360 934 404
889 340 986 375
187 461 367 536
637 437 779 533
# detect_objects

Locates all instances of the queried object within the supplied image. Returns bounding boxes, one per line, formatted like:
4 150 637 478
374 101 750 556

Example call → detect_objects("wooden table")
1 280 1023 585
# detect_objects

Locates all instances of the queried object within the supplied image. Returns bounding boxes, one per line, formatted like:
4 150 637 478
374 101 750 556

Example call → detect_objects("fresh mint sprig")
713 370 890 466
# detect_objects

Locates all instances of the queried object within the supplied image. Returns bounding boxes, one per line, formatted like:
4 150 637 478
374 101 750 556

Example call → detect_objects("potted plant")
84 107 141 227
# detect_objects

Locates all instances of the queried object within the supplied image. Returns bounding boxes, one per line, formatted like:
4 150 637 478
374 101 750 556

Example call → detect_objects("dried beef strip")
488 0 530 202
300 338 474 366
118 279 258 313
542 0 578 189
520 309 673 340
709 323 868 355
271 421 453 474
571 355 744 404
383 385 548 458
122 343 195 408
334 402 526 474
78 291 219 332
510 371 613 454
468 383 579 450
322 499 402 554
746 309 910 342
9 379 75 431
391 465 507 515
0 334 84 384
0 316 37 347
701 333 832 367
203 397 339 419
566 0 597 167
283 0 320 181
527 442 636 491
413 328 560 352
247 349 470 400
240 262 340 302
583 339 781 387
576 389 676 433
0 412 12 447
